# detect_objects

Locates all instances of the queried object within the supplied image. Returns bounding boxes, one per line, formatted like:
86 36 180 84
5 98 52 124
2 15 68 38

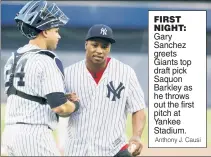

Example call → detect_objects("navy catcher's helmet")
14 0 69 39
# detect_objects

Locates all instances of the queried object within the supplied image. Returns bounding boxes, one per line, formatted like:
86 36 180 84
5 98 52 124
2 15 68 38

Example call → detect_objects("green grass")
1 105 211 146
207 109 211 145
1 105 6 137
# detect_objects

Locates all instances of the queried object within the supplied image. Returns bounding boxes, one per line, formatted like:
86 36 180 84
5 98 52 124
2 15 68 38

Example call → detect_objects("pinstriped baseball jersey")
2 124 60 156
64 58 145 156
2 44 65 156
3 44 65 130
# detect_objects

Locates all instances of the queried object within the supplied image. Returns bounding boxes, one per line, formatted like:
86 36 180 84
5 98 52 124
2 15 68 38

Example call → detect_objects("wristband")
73 101 80 112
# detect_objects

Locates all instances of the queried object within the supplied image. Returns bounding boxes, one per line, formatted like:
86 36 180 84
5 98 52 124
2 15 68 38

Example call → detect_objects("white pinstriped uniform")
63 58 145 156
2 44 65 156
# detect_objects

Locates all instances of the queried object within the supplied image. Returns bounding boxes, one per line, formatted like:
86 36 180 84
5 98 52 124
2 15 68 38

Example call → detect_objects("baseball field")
1 105 211 156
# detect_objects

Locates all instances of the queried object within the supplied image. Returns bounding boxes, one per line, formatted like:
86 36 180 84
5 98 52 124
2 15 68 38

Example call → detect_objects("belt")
16 122 52 131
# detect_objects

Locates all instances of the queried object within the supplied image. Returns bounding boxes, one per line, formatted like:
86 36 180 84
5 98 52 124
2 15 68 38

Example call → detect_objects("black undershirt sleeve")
46 92 67 108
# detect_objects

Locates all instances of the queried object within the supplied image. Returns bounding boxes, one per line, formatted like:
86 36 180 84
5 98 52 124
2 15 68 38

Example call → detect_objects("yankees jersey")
64 58 145 156
3 44 65 130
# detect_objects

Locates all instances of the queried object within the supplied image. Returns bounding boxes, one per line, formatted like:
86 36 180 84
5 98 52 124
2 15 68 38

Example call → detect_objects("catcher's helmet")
14 0 69 39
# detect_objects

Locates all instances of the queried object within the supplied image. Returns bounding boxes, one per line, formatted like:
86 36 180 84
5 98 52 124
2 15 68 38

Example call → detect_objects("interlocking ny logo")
100 27 107 35
107 81 125 101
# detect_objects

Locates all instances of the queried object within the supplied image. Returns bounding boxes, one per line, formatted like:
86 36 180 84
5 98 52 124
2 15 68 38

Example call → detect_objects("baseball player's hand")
128 136 143 156
65 92 80 113
65 92 79 102
53 93 80 115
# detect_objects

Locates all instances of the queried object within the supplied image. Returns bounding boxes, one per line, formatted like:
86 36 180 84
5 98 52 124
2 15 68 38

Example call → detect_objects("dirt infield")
141 145 211 156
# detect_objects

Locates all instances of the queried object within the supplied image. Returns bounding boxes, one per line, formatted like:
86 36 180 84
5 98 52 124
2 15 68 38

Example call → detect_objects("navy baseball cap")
85 24 116 44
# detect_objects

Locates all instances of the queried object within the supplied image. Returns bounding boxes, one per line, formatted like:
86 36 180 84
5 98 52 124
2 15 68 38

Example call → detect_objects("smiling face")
43 27 61 51
85 38 111 65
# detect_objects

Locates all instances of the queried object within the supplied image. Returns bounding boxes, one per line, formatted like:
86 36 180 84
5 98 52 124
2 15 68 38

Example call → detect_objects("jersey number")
5 58 28 87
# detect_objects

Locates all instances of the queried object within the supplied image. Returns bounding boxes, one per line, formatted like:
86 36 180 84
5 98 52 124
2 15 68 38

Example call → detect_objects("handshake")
52 92 80 117
65 92 80 102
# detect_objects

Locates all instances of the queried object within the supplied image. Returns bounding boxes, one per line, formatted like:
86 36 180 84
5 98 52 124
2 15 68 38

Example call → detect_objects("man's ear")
85 41 88 50
42 30 48 38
